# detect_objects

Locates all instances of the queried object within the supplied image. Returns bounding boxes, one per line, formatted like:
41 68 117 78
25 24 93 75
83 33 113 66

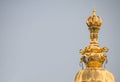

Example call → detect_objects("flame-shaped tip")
93 9 96 16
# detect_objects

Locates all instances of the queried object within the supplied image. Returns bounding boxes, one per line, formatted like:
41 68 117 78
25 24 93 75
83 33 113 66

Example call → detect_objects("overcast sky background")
0 0 120 82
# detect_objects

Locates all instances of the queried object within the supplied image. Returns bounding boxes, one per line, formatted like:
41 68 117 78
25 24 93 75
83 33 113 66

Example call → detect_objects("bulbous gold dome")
74 68 115 82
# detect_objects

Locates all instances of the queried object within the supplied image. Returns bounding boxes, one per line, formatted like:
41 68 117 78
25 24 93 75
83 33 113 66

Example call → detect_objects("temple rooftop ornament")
74 9 115 82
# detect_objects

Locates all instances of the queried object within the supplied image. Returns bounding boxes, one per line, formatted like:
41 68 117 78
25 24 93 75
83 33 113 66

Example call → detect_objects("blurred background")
0 0 120 82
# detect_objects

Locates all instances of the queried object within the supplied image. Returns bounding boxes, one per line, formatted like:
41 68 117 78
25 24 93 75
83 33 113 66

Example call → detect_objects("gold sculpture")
74 9 115 82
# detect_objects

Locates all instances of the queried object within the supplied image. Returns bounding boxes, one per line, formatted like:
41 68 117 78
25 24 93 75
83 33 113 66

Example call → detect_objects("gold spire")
80 9 108 67
74 9 115 82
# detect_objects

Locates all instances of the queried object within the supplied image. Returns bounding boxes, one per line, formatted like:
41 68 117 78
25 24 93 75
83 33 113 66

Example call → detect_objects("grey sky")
0 0 120 82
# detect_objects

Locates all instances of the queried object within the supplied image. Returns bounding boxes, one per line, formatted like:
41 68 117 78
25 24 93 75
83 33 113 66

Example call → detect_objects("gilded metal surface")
86 9 102 46
74 9 115 82
75 68 115 82
80 9 107 67
80 45 108 67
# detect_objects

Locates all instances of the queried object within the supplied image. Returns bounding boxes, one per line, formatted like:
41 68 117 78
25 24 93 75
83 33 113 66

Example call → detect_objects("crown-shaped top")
86 9 102 28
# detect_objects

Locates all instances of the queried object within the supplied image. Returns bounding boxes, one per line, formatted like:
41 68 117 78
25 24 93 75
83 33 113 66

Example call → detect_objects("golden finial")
74 9 115 82
80 9 108 67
